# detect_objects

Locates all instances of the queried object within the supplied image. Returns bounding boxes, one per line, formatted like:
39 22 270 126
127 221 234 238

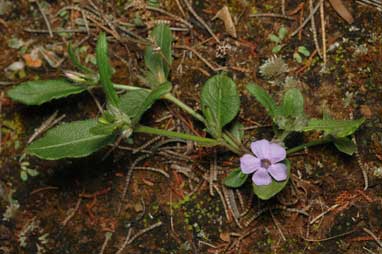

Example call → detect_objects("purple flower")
240 139 287 186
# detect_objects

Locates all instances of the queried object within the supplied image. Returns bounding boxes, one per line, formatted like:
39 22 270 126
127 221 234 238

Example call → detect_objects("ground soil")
1 1 382 253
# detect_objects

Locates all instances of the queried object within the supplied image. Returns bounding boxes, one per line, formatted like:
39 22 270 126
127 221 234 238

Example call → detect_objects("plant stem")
277 130 291 142
114 84 241 154
162 93 206 123
113 84 206 123
286 137 332 155
135 125 218 145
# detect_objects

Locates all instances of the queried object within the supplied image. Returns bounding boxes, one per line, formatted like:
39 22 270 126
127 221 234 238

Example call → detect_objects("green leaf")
96 32 119 107
20 171 28 182
201 74 240 138
298 46 310 56
278 26 288 40
144 23 173 85
269 34 281 44
279 88 304 117
27 119 116 160
293 52 303 63
247 83 277 117
120 89 150 118
26 168 39 177
303 118 365 138
229 121 244 144
253 160 290 200
68 42 93 73
272 44 283 53
334 137 357 155
7 79 85 105
90 122 119 135
224 168 248 188
120 82 171 125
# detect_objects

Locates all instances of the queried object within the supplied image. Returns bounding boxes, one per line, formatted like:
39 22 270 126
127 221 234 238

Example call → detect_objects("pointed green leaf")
201 74 240 138
229 121 244 144
278 26 288 40
293 52 303 63
120 82 171 125
68 42 93 73
269 34 281 43
144 23 173 85
297 46 310 57
272 44 283 53
279 88 304 117
224 168 248 188
253 160 290 200
27 119 116 160
334 137 357 155
247 83 277 117
7 79 86 105
303 118 365 138
96 32 119 107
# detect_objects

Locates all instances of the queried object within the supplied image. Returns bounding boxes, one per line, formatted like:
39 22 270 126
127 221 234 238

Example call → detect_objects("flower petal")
268 143 286 163
252 168 272 186
240 154 261 174
268 163 288 181
250 139 270 159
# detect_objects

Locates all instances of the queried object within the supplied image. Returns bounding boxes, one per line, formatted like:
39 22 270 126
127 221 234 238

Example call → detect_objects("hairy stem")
286 137 332 155
135 125 218 145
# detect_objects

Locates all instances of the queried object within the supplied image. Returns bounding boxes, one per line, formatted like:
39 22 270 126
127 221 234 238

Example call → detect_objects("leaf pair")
20 28 173 160
247 83 364 155
201 74 240 139
247 83 307 132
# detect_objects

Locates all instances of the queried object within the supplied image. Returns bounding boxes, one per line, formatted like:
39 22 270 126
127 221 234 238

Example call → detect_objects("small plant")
7 24 364 200
293 46 311 64
269 26 288 53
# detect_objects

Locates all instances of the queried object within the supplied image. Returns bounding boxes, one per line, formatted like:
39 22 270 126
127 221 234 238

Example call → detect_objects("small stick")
270 209 286 241
128 221 163 244
34 0 53 37
249 13 294 20
310 204 339 224
213 184 231 221
134 166 170 178
320 0 327 64
62 198 82 226
117 154 150 214
175 45 225 72
223 186 243 228
115 228 133 254
147 6 193 28
28 111 66 144
182 0 220 43
175 0 186 17
290 0 323 37
99 232 113 254
24 28 87 33
309 0 323 58
282 0 286 15
303 230 356 242
363 228 382 248
133 136 162 154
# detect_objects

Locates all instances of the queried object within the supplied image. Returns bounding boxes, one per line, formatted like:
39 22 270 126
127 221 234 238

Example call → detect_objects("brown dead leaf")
23 48 42 68
23 53 42 68
360 104 372 119
212 6 237 38
219 232 231 242
328 0 354 24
